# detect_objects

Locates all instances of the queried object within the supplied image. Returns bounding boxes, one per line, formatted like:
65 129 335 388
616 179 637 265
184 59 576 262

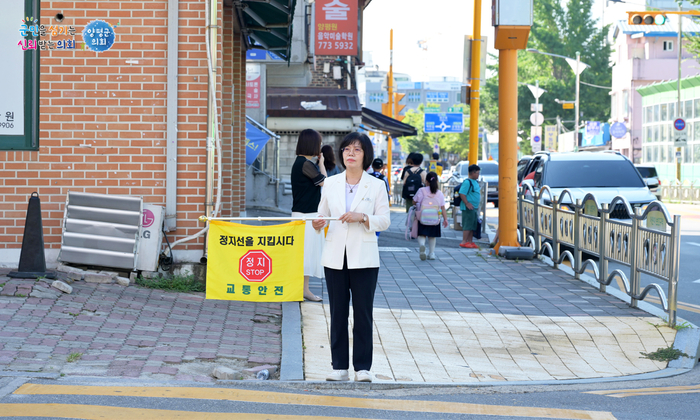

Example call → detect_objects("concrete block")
51 281 73 294
99 271 119 280
129 271 138 282
212 366 240 380
243 364 278 375
116 277 130 287
56 263 76 273
84 272 114 284
141 271 161 279
67 270 83 282
30 285 61 299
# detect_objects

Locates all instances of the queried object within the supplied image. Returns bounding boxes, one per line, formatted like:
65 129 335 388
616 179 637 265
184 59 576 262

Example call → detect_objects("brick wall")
309 56 351 89
0 0 247 263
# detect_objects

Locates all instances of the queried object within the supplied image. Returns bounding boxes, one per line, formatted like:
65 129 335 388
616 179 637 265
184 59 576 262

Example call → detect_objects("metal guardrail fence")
660 180 700 204
518 184 682 327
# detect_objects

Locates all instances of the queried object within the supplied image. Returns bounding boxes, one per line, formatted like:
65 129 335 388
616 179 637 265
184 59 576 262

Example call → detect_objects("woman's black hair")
426 171 439 194
337 132 374 170
295 129 322 156
321 144 336 172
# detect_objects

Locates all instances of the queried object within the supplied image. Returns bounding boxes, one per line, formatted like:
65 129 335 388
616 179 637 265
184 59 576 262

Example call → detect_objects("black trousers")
324 254 379 371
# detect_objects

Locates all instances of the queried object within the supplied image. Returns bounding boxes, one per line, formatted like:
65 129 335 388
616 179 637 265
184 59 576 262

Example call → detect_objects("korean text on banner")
206 220 305 302
315 0 358 56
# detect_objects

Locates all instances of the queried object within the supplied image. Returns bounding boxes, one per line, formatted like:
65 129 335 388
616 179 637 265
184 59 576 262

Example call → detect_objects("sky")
361 0 623 82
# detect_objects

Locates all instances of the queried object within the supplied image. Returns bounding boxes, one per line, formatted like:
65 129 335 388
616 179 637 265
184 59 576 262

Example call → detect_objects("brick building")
0 0 296 267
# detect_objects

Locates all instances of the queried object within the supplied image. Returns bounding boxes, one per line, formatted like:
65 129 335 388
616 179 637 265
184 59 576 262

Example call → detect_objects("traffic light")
628 11 667 25
381 102 391 117
393 92 406 121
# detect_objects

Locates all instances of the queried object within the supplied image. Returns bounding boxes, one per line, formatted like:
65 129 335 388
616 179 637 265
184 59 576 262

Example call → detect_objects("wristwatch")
361 213 368 224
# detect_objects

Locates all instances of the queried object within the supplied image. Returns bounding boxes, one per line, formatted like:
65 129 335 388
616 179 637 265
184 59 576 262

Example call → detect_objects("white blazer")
317 171 391 270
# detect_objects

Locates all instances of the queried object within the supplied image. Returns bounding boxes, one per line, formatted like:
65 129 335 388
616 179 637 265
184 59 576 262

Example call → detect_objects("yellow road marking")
13 384 617 420
0 404 376 419
586 384 700 398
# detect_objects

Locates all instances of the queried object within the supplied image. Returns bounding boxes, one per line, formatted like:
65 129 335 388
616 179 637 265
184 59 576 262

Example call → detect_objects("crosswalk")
3 383 618 420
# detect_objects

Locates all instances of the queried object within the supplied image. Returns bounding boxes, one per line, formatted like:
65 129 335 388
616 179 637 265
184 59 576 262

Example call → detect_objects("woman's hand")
318 152 325 168
338 211 363 224
312 216 327 231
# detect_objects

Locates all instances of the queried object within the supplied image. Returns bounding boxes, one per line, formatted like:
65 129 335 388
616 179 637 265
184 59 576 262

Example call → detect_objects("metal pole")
668 215 681 327
575 51 580 151
468 0 482 165
494 49 519 251
677 5 682 183
387 30 393 189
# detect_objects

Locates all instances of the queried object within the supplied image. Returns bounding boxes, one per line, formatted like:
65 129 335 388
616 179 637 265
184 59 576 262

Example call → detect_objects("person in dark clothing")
291 129 327 302
322 144 342 177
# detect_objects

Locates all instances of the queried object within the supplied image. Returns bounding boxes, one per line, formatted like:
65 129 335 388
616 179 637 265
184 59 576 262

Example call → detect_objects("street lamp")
526 49 590 144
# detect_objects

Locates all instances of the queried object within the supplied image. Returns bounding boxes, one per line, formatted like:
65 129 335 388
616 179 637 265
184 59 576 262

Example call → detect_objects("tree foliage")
480 0 612 146
687 1 700 58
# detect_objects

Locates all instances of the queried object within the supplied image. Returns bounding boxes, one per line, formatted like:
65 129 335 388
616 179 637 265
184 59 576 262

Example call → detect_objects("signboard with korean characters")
315 0 358 56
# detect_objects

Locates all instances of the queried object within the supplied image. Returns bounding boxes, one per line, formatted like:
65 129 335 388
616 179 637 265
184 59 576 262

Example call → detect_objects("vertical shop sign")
315 0 358 56
246 63 261 109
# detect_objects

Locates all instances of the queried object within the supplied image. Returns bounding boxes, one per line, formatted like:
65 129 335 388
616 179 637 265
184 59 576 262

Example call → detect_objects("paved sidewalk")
0 271 281 382
0 206 684 385
301 208 677 383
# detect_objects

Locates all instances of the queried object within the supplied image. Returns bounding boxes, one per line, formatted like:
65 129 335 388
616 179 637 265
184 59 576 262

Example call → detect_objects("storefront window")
661 144 667 162
653 125 659 142
695 99 700 119
645 127 652 143
685 100 693 119
654 104 660 122
653 146 659 162
646 106 652 123
661 103 668 121
669 103 676 119
661 124 668 142
645 146 652 162
695 144 700 163
684 145 692 163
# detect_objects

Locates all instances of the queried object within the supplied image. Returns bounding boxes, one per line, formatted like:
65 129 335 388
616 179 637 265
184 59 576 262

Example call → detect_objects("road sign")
425 104 441 113
424 113 464 133
530 103 543 112
674 118 686 131
530 112 544 126
562 103 574 110
610 122 627 138
239 250 272 282
674 118 688 146
530 126 542 153
448 106 465 113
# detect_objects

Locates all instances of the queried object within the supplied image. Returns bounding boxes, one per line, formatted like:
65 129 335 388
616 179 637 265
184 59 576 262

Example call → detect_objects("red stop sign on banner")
239 250 272 282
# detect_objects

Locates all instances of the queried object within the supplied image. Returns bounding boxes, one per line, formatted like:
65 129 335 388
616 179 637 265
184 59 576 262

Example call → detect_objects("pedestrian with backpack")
413 171 448 260
401 152 426 212
458 164 481 249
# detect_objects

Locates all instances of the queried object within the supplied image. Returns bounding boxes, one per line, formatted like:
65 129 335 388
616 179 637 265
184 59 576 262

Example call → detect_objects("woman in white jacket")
312 132 390 383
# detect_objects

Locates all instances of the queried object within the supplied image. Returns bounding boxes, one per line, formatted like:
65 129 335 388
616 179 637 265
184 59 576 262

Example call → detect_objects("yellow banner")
206 220 305 302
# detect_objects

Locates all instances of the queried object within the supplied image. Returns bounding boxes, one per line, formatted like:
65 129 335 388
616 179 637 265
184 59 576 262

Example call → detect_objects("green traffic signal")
654 14 666 25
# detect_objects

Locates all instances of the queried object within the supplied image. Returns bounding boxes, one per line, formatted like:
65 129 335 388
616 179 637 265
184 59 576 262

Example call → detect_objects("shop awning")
226 0 297 60
361 107 417 138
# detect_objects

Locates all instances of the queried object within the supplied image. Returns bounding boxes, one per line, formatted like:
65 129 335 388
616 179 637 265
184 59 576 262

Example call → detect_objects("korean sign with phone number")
315 0 357 56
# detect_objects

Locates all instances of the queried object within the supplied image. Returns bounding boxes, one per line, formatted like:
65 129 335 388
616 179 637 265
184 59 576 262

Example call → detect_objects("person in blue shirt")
458 164 481 249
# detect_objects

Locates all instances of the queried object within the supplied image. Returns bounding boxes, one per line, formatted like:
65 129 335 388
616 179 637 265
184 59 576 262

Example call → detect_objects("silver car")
452 160 499 207
635 164 661 200
521 151 656 218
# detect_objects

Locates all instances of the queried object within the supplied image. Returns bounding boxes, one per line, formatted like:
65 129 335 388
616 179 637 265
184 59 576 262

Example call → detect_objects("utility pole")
468 0 482 165
574 51 581 150
387 29 394 190
677 4 682 182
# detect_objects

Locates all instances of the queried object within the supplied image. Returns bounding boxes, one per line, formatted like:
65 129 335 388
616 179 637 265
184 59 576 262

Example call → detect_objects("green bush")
136 274 205 293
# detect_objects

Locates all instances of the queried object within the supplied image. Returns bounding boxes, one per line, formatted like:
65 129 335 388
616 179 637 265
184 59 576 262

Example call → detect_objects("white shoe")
326 369 349 381
427 253 436 260
354 370 373 382
419 245 426 261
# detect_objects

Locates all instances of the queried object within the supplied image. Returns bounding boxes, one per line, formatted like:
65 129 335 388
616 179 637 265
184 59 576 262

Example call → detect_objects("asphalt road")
2 369 700 420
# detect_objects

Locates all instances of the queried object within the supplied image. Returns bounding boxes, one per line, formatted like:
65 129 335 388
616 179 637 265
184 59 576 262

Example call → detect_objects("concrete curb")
280 301 304 381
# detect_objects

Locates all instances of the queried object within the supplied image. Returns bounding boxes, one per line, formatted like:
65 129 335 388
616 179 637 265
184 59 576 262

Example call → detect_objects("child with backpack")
413 171 448 260
401 153 426 212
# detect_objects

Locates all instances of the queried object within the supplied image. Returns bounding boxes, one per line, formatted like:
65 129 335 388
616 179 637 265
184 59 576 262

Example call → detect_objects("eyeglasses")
342 147 363 155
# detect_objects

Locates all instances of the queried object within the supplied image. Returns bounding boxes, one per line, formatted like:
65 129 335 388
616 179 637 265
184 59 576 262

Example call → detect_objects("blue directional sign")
424 113 464 133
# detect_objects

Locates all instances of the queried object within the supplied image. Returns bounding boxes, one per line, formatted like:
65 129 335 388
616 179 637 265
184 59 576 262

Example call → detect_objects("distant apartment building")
609 17 700 163
359 71 464 116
